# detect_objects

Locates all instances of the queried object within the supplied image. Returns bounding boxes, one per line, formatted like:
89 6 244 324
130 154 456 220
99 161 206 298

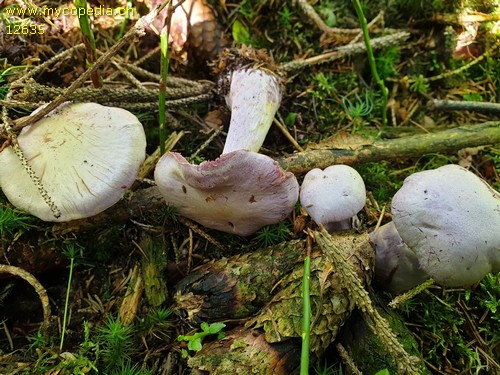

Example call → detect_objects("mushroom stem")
222 68 282 154
324 218 354 231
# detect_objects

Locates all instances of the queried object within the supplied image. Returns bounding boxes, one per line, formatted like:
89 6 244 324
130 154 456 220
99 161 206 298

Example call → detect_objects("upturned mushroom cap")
154 150 299 236
222 68 282 154
370 222 429 293
0 102 146 221
392 164 500 287
299 165 366 231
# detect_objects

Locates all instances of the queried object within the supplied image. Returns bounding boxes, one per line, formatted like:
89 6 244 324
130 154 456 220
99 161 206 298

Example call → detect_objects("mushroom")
0 102 146 222
154 150 299 236
222 67 282 154
299 165 366 231
391 164 500 287
370 221 429 293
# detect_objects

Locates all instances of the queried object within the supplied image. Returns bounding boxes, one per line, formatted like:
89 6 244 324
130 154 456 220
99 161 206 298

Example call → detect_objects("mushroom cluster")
0 102 146 222
372 164 500 291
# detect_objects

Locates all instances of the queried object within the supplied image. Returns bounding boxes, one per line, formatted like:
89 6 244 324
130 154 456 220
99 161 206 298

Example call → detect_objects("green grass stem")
351 0 388 127
300 254 312 374
60 244 77 351
116 0 134 41
74 0 102 88
159 31 169 155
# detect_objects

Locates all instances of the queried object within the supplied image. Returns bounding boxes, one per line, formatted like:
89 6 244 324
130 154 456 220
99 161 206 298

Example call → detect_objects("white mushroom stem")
222 68 282 154
370 222 429 294
154 150 299 236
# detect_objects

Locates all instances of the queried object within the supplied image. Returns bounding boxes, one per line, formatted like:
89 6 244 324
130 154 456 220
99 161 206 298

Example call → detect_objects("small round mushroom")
370 221 429 294
392 164 500 287
222 67 282 154
154 150 299 236
0 102 146 222
299 165 366 231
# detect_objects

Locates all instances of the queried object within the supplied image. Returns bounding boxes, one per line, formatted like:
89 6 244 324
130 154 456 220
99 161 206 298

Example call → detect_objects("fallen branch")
278 122 500 176
428 99 500 115
0 265 51 335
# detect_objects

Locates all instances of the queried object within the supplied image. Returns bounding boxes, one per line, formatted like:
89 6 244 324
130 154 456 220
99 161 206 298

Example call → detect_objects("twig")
428 99 500 115
12 20 147 130
0 265 51 335
278 122 500 175
189 126 224 160
178 216 226 251
389 279 435 309
350 11 384 44
283 32 410 74
273 118 305 152
336 343 363 375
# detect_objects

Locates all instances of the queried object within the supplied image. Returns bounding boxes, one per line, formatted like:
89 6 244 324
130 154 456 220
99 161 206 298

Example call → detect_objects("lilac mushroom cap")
154 150 299 236
370 221 429 294
300 165 366 231
392 164 500 287
0 102 146 221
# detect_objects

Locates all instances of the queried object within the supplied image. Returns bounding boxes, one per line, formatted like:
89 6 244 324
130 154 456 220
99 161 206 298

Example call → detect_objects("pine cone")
174 240 306 323
249 232 374 355
187 232 375 373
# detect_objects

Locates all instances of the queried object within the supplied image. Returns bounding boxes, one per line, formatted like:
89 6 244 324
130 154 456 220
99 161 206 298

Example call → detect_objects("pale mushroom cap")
222 68 282 154
299 165 366 229
370 221 429 293
0 102 146 221
154 150 299 236
392 164 500 286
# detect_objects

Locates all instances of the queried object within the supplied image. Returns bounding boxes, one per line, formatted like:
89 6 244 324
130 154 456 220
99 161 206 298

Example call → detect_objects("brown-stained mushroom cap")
154 150 299 236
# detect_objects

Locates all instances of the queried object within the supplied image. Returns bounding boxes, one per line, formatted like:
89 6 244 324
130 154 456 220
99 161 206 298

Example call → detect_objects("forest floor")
0 0 499 374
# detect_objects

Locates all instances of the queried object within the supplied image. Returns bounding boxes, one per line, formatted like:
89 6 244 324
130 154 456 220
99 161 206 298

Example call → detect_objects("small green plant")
279 6 294 27
376 46 400 80
410 75 430 94
232 19 251 45
315 362 343 375
462 92 483 101
253 221 292 248
178 322 226 354
312 72 336 97
341 92 374 132
99 315 134 370
27 328 48 353
357 162 402 202
109 361 153 375
479 273 500 321
138 308 174 339
314 363 344 375
0 206 33 237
